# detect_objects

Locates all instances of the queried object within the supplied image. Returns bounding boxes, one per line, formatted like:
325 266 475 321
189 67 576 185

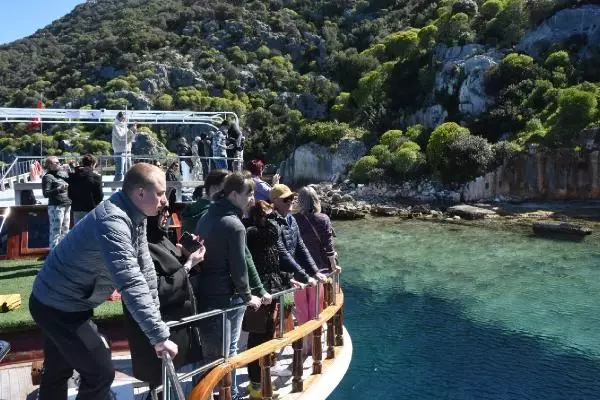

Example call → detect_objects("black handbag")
242 303 277 334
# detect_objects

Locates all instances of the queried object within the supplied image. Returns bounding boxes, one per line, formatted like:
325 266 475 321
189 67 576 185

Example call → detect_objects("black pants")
29 295 115 400
246 331 274 383
246 303 277 384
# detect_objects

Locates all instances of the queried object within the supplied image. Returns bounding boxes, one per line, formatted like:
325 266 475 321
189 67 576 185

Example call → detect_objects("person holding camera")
42 156 71 249
123 206 205 395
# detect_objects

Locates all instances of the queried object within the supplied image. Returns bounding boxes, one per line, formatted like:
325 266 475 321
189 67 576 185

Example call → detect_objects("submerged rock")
447 204 498 220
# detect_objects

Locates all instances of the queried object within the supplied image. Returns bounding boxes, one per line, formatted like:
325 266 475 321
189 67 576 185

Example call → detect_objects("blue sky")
0 1 84 45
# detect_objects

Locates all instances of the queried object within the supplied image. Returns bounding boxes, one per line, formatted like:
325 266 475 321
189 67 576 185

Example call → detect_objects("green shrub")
441 134 494 183
360 44 386 61
417 25 438 50
548 88 598 144
392 147 418 175
155 94 173 110
491 140 520 167
545 51 570 71
480 0 503 19
426 122 470 172
300 122 365 146
399 140 421 152
382 28 419 60
330 92 353 121
370 144 392 163
405 124 424 141
451 0 478 17
106 78 130 91
350 155 379 183
380 130 403 147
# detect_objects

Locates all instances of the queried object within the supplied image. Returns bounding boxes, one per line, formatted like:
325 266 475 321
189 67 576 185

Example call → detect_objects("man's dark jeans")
29 294 115 400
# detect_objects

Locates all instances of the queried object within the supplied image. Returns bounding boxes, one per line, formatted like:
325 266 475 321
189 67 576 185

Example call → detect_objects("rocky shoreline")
311 182 600 232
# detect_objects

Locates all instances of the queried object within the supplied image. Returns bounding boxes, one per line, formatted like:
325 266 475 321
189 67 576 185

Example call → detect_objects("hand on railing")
247 295 262 310
290 279 304 289
154 339 178 359
315 272 328 283
306 277 317 287
261 292 272 305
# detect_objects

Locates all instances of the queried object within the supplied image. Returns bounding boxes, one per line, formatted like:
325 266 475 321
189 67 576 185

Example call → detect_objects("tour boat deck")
0 328 352 400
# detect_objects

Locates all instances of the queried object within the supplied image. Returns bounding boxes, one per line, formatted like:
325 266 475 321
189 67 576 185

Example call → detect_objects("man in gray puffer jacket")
30 163 177 400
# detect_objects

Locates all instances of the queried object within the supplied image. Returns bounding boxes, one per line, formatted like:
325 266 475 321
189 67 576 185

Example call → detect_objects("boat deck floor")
0 326 349 400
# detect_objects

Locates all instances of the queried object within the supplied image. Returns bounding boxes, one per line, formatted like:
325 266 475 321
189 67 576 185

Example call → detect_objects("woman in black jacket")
122 207 205 392
244 200 298 399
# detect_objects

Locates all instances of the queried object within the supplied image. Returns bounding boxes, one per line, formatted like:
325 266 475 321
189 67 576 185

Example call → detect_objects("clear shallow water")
329 219 600 400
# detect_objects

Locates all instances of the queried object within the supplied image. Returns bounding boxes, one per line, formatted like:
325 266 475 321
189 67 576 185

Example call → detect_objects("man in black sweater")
68 154 103 224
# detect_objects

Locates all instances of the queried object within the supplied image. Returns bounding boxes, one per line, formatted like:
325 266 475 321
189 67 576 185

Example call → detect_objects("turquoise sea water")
329 219 600 400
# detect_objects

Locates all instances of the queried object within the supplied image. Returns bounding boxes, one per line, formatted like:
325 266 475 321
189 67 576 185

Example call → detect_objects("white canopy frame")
0 107 238 129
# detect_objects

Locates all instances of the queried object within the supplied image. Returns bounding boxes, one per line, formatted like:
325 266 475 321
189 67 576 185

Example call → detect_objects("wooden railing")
189 277 344 400
158 271 344 400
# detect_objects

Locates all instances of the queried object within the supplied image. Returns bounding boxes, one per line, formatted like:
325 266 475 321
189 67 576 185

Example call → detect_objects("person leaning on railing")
269 184 328 358
183 169 269 306
294 186 341 356
194 171 264 400
122 206 205 395
243 200 301 399
29 163 178 400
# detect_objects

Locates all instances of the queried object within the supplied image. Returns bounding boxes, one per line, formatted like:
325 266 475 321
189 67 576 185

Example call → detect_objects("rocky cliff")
462 149 600 201
279 140 366 184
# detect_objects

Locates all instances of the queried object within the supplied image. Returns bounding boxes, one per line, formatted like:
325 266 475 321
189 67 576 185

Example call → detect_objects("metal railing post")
314 282 321 320
162 353 185 400
278 295 285 338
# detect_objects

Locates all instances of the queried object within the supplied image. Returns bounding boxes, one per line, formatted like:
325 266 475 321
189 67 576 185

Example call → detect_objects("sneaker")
303 355 313 369
271 363 292 377
247 383 262 400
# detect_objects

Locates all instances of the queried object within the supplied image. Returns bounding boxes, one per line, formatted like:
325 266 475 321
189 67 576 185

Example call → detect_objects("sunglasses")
282 196 295 203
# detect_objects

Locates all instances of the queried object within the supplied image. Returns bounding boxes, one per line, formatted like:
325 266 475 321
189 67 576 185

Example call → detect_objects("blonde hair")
296 186 321 214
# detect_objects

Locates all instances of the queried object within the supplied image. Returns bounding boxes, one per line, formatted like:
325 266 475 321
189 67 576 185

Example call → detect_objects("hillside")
0 0 599 184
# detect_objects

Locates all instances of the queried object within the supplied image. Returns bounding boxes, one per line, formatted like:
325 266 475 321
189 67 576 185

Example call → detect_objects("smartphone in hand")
180 231 202 253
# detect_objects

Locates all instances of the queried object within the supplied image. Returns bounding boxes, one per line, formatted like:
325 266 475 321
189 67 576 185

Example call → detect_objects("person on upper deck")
248 159 279 203
42 156 72 249
111 111 137 182
211 126 228 170
68 154 103 225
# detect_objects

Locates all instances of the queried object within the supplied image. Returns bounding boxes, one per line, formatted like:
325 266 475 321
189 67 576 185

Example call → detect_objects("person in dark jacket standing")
123 206 205 393
30 163 178 400
270 184 327 357
42 156 72 249
195 171 263 400
68 154 103 224
244 200 298 399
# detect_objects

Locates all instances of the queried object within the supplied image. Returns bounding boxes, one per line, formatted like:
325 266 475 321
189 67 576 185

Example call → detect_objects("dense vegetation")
0 0 598 184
